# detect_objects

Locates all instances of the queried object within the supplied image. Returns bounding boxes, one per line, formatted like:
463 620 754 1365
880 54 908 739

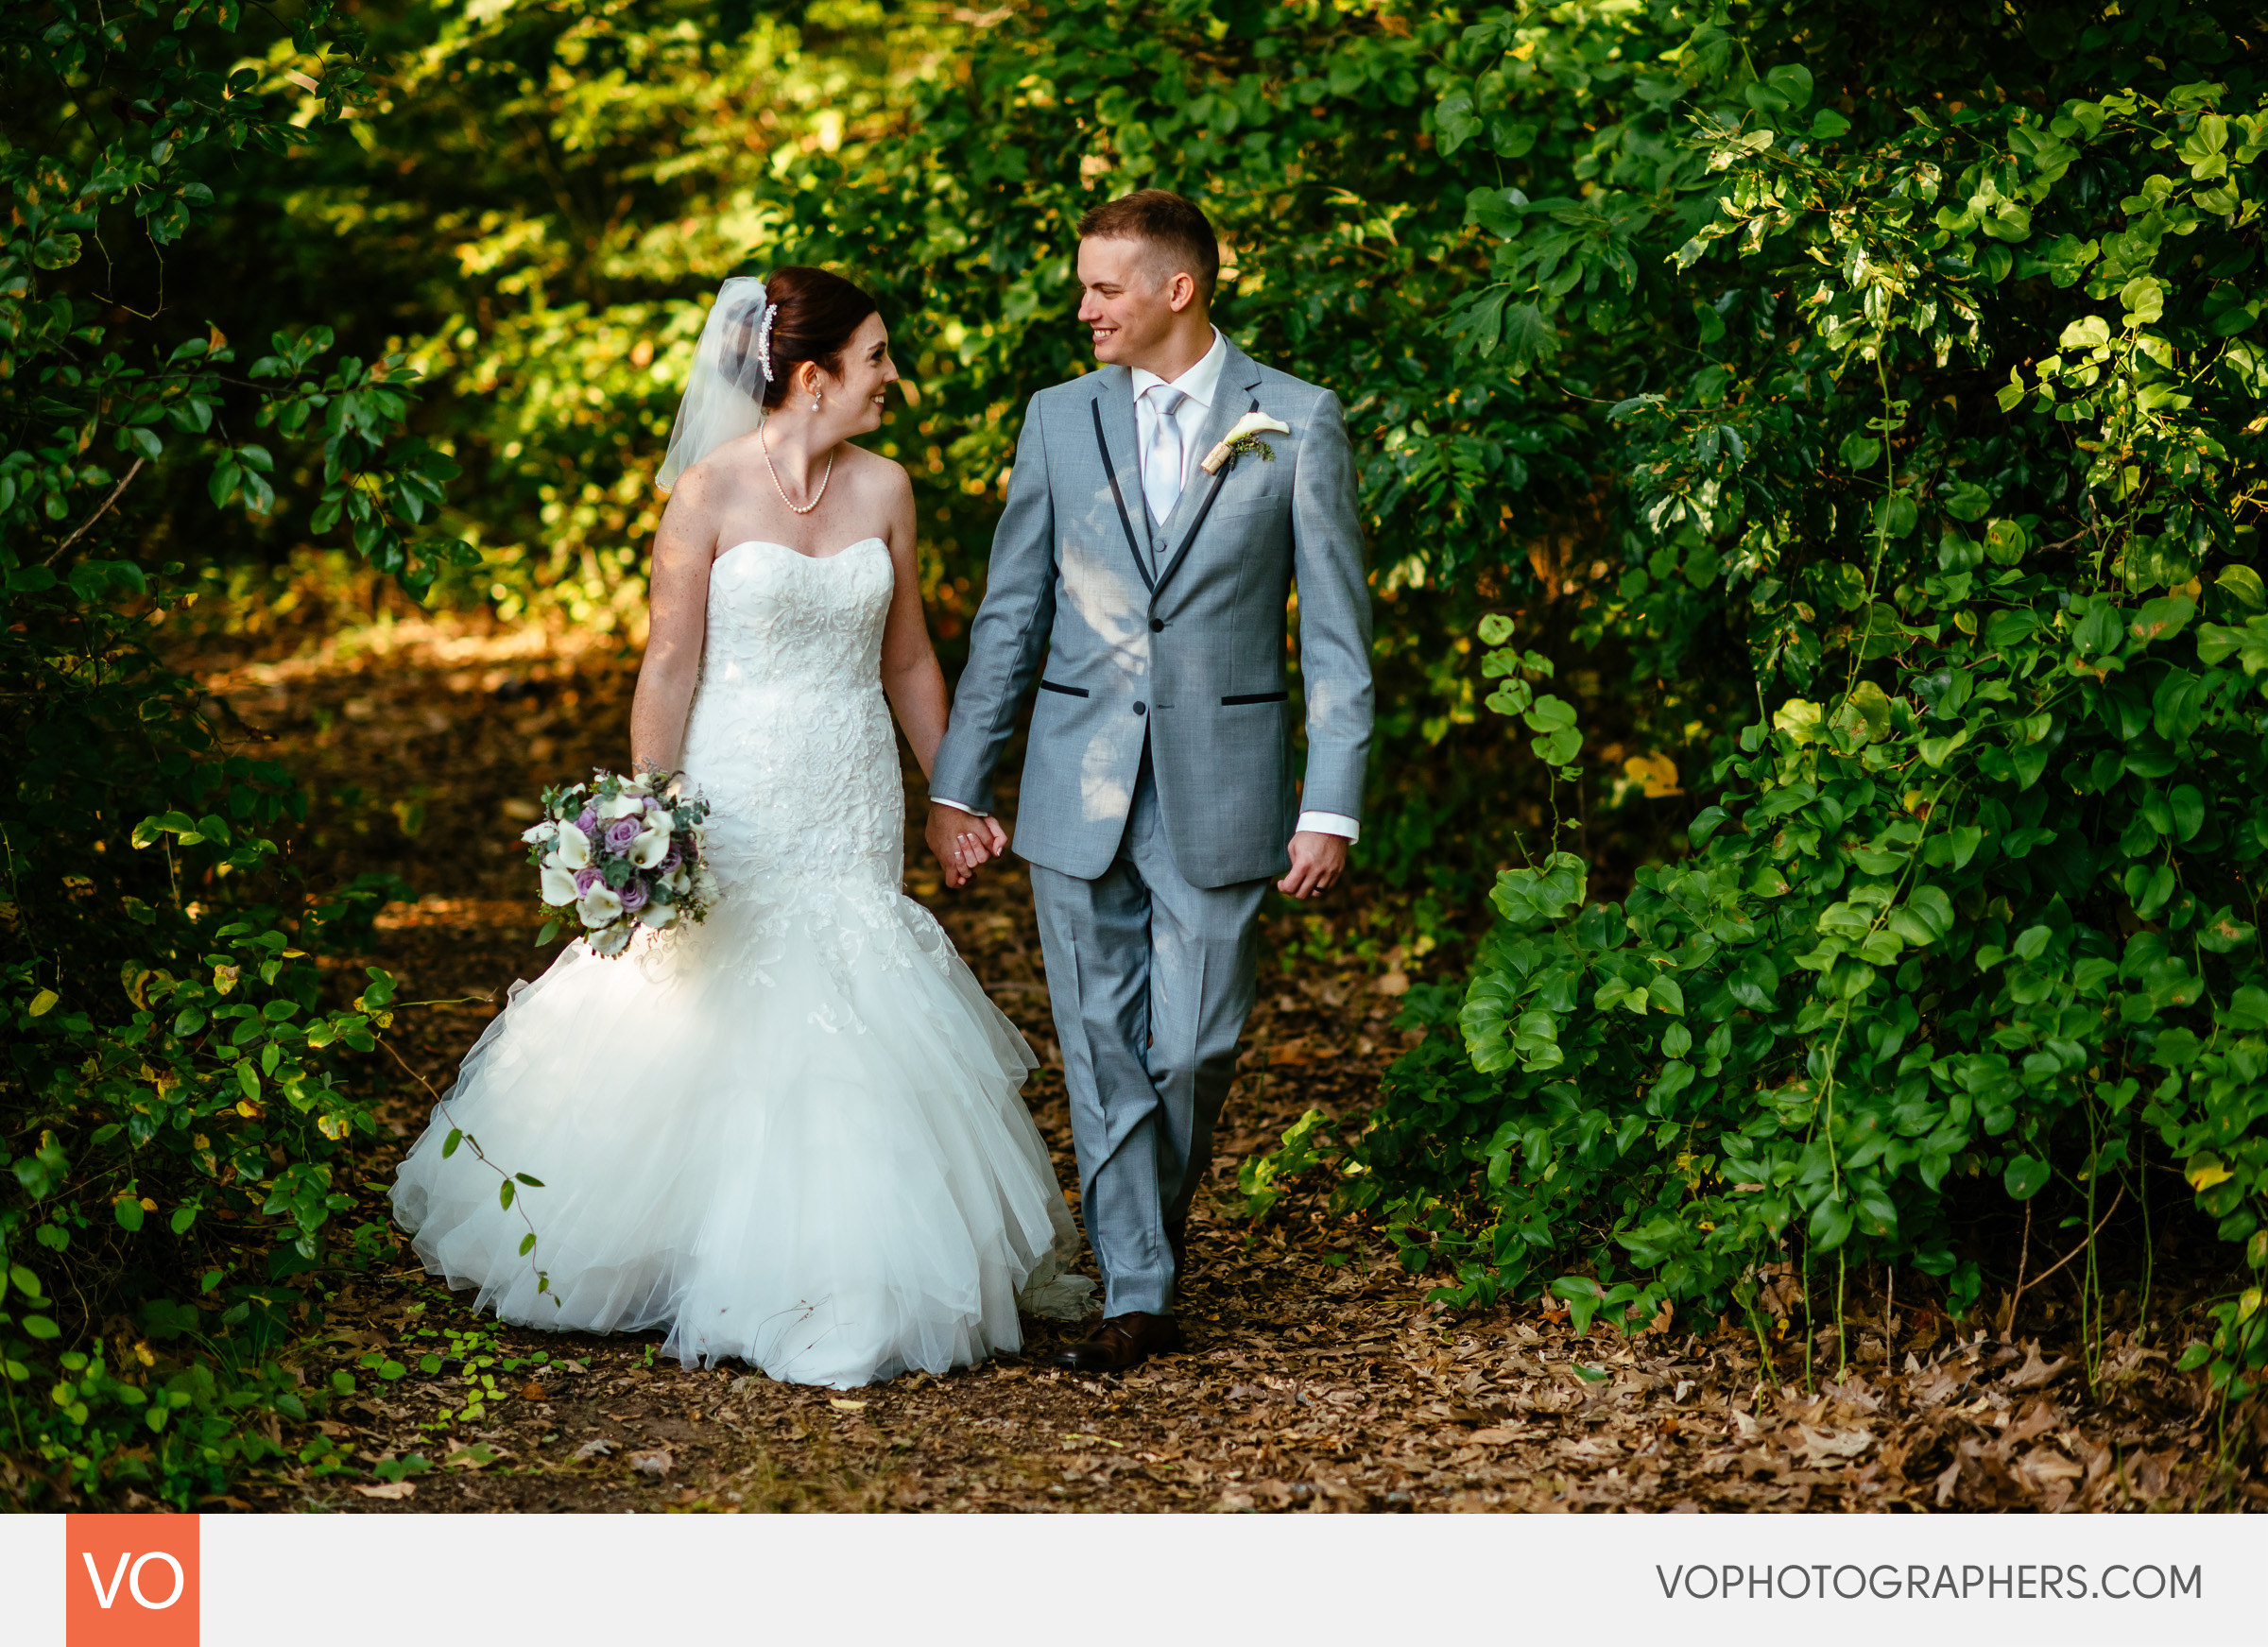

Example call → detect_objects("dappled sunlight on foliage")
1248 0 2268 1435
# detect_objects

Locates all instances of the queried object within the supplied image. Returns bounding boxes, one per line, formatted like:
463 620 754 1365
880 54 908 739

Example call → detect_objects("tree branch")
43 457 146 567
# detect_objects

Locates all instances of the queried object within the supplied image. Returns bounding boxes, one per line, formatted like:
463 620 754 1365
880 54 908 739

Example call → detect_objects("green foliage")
235 0 954 626
2 0 476 1503
1255 0 2268 1401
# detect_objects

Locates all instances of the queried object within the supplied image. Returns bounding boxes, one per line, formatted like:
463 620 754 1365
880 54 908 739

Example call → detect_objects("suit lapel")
1151 342 1265 602
1088 369 1153 591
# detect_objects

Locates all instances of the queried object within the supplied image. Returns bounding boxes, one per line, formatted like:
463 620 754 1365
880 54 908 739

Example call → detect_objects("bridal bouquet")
524 768 714 957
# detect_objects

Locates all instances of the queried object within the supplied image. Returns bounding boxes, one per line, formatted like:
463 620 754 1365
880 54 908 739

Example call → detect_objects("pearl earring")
811 390 820 411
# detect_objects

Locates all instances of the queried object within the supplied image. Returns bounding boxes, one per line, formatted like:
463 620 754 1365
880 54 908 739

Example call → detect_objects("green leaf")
1497 302 1558 371
1809 1194 1855 1251
2130 596 2195 645
1941 482 1992 522
1522 695 1577 734
1837 433 1881 470
1917 729 1968 766
2153 670 2208 743
1764 64 1813 110
2214 565 2265 611
2004 1155 2051 1199
1532 726 1582 765
1984 519 2029 565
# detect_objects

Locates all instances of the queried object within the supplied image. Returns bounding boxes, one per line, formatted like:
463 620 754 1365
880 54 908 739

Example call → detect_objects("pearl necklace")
762 432 834 516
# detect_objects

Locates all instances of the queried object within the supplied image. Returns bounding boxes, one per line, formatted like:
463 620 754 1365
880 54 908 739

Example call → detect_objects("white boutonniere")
1200 411 1294 475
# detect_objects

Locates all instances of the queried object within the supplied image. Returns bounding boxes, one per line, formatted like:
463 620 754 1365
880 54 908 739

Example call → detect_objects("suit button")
1133 701 1146 715
1149 618 1164 632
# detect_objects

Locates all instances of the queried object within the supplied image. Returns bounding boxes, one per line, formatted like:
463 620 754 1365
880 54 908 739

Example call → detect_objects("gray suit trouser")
1028 743 1269 1317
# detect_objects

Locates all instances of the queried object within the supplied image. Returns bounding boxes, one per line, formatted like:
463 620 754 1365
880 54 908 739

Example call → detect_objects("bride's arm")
628 471 716 771
876 463 952 779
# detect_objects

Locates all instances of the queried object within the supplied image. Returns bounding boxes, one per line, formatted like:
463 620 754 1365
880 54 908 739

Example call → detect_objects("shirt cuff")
931 797 987 817
1296 810 1359 843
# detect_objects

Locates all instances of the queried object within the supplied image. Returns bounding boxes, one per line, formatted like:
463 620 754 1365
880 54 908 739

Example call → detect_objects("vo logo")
65 1515 198 1645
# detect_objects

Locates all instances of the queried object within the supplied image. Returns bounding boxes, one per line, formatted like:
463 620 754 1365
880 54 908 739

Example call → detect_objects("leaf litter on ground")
170 612 2252 1514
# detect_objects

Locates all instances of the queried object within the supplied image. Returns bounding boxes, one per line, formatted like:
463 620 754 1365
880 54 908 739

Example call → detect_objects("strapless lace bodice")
678 538 902 897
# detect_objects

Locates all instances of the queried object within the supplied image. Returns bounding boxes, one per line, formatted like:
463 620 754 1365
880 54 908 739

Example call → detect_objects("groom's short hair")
1078 190 1219 305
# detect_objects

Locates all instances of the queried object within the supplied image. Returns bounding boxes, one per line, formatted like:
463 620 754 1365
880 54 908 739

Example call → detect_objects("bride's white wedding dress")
389 537 1087 1388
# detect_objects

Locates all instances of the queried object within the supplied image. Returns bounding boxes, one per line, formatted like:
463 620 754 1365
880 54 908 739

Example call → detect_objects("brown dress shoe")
1051 1311 1185 1373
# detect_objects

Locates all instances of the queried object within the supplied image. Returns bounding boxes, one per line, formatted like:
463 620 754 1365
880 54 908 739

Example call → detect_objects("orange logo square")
65 1515 198 1646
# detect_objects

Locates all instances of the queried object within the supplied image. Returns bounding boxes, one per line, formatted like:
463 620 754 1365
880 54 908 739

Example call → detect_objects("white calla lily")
576 884 624 926
553 822 592 868
596 792 644 821
520 821 557 846
628 823 671 868
637 901 678 929
540 865 579 906
1200 411 1294 474
588 923 633 957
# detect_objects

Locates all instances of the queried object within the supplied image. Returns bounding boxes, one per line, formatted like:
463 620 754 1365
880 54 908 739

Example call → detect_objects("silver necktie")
1143 385 1188 536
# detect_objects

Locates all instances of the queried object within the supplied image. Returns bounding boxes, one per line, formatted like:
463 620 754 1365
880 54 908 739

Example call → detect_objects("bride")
389 267 1086 1388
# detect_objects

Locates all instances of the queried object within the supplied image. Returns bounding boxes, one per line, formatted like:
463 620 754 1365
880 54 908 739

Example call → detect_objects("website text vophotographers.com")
1656 1564 2204 1603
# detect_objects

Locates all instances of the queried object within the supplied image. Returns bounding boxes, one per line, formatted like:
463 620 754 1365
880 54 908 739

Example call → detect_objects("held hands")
926 803 1009 888
1278 830 1348 900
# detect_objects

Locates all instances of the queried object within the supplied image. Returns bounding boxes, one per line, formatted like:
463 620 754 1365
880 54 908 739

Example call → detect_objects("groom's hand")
926 804 1008 889
1278 831 1348 900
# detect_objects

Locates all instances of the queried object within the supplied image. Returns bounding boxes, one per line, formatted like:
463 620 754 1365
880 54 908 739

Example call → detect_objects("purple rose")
604 817 642 852
574 866 603 895
616 877 650 913
575 806 598 836
660 842 684 873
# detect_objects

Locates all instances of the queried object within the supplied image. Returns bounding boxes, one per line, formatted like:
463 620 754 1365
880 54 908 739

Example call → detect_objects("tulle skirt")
388 876 1088 1388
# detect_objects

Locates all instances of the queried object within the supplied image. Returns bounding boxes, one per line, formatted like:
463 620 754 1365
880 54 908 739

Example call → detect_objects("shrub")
3 0 467 1503
1255 2 2268 1403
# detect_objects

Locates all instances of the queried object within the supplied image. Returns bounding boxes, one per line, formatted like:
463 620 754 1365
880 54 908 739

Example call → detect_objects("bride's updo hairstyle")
731 266 879 409
654 266 880 492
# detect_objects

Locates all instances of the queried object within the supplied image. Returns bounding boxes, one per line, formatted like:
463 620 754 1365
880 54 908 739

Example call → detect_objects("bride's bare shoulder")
837 443 911 492
676 432 768 500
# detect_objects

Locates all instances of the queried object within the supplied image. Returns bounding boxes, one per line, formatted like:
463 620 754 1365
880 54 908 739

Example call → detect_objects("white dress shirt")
1130 328 1228 531
936 327 1358 846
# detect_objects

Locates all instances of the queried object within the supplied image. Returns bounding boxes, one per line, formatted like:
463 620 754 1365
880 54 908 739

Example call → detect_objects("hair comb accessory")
753 298 778 385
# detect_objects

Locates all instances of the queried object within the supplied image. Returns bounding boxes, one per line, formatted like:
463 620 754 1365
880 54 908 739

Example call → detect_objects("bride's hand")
926 804 1007 888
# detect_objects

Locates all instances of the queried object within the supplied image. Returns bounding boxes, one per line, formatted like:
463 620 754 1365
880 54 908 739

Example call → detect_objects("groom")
927 190 1373 1372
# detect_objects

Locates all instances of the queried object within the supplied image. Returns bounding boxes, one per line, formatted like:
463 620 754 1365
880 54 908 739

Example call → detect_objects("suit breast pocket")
1209 487 1289 527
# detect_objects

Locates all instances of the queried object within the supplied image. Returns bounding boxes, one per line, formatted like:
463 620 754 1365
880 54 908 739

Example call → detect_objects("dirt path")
182 614 2246 1513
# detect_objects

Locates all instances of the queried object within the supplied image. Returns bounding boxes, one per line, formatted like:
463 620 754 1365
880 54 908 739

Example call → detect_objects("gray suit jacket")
931 338 1374 889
